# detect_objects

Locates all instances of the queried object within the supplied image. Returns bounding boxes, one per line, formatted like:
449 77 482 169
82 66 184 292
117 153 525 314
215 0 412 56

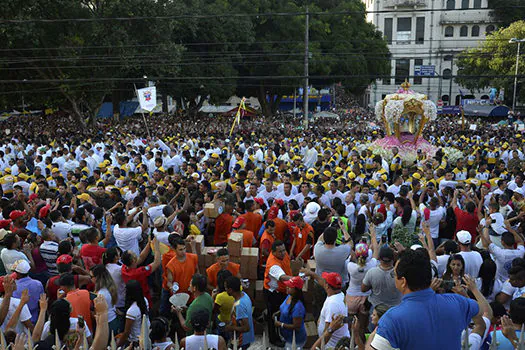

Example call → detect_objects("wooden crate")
240 247 259 280
186 234 205 255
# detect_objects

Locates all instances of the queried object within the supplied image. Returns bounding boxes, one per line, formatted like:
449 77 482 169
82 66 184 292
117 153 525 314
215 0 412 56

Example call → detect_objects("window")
443 68 452 80
416 17 425 44
486 25 495 34
455 95 462 105
414 59 423 85
395 59 410 85
473 0 481 8
461 0 469 9
481 95 489 100
397 18 412 44
446 0 455 9
445 26 454 37
444 54 453 61
460 25 468 37
384 18 393 44
471 25 480 37
442 95 450 106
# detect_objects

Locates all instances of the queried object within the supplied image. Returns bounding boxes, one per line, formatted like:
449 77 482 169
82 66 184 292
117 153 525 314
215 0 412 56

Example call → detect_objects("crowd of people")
0 108 523 350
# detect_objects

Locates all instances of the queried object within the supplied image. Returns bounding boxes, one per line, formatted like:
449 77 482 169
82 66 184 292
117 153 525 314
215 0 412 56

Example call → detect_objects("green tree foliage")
0 0 389 118
488 0 525 28
456 21 525 106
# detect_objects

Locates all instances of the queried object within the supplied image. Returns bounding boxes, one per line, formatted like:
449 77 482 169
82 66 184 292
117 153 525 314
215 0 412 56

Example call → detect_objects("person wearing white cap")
12 259 43 324
456 230 483 278
479 215 525 283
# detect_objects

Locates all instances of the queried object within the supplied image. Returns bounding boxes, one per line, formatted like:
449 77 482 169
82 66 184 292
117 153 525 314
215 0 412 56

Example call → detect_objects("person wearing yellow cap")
0 168 14 197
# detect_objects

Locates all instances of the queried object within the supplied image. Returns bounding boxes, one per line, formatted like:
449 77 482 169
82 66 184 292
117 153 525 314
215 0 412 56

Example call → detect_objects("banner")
137 86 157 112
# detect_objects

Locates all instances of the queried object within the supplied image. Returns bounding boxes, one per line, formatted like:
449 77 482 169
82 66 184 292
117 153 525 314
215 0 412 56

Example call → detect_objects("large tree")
237 0 390 116
456 21 525 106
0 0 183 123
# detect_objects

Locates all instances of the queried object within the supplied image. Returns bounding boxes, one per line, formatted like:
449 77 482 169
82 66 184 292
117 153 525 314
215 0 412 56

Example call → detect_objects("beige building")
363 0 497 107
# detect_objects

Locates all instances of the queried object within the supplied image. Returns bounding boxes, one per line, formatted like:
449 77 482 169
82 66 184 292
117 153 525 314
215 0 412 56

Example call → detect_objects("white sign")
137 86 157 112
469 124 477 131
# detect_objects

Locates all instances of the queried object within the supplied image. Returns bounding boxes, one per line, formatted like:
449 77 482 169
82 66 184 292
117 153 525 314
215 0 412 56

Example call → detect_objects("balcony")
384 0 428 7
439 10 491 24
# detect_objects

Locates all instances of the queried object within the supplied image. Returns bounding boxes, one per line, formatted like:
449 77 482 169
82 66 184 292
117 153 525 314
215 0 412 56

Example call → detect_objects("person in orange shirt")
229 217 256 248
166 236 199 300
214 206 234 246
160 234 180 317
240 200 262 238
259 220 276 269
205 248 241 291
60 272 94 331
289 213 314 261
263 240 293 346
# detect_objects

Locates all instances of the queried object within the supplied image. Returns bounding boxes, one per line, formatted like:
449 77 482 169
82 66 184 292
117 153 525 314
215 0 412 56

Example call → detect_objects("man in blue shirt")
225 276 254 349
368 249 483 350
496 298 525 349
12 259 44 324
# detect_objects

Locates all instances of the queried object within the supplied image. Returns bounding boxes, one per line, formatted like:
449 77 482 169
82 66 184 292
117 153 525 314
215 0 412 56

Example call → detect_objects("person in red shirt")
79 228 106 270
214 206 234 246
289 213 314 260
240 200 262 238
121 237 161 306
451 189 480 242
206 248 241 290
259 220 277 269
46 254 92 305
229 216 256 247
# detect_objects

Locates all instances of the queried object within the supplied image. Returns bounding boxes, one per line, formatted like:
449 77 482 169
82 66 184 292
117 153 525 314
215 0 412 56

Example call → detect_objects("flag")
137 86 157 112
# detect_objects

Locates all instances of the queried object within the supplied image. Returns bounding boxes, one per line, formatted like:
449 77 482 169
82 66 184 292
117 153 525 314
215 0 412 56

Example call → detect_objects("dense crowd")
0 108 523 350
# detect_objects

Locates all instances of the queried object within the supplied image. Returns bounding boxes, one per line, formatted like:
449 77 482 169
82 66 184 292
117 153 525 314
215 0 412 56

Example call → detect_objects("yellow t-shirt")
215 291 235 322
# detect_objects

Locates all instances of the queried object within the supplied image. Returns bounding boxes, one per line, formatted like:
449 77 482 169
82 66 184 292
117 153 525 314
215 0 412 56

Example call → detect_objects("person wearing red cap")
263 240 293 346
45 254 92 305
229 216 255 248
300 268 350 348
274 276 307 348
239 200 262 241
8 210 30 242
289 213 314 261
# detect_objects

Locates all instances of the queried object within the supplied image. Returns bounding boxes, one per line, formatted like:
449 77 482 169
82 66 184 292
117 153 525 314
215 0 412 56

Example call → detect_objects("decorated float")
360 80 462 163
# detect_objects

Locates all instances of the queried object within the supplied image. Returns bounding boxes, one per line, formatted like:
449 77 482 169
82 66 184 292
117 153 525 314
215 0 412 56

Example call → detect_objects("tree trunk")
257 83 271 117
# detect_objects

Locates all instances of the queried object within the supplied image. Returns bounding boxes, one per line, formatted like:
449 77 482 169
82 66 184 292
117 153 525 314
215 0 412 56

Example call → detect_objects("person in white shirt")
113 208 148 256
0 233 31 273
480 217 525 283
0 278 32 335
50 210 73 241
325 181 345 205
301 270 350 348
258 179 277 206
456 230 483 278
117 280 150 348
387 176 403 197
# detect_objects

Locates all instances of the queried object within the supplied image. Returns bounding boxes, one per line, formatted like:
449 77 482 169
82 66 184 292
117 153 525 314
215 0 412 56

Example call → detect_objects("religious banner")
137 86 157 112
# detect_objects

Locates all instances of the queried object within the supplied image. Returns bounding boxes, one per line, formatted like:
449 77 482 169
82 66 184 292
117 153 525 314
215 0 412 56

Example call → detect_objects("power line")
0 7 521 23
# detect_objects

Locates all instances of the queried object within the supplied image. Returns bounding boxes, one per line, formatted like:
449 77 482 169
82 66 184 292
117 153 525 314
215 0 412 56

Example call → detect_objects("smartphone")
78 315 85 329
381 236 387 244
441 280 455 292
343 316 351 324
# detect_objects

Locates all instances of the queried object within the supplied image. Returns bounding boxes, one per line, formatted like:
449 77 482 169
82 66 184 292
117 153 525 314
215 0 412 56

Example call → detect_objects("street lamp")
509 38 525 112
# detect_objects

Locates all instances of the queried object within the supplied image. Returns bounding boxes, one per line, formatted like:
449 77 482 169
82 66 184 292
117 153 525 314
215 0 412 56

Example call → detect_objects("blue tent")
97 102 113 118
120 101 140 117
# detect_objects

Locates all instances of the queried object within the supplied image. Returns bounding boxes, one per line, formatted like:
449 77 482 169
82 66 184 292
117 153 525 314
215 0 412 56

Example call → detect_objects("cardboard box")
240 247 259 280
203 200 225 218
291 259 304 276
185 234 204 255
227 232 243 257
202 247 218 269
306 259 316 271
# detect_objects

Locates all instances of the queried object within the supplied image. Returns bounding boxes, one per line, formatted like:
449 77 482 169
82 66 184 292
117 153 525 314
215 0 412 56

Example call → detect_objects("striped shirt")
39 241 59 275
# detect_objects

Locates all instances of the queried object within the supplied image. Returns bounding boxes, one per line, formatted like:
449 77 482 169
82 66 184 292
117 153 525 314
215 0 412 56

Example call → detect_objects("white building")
363 0 497 107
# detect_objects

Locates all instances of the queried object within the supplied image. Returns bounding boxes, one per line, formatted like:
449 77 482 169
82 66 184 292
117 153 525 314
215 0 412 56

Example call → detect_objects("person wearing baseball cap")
230 216 255 248
361 246 402 308
46 254 92 305
12 259 44 323
274 276 307 348
263 240 293 346
456 230 483 278
300 268 350 348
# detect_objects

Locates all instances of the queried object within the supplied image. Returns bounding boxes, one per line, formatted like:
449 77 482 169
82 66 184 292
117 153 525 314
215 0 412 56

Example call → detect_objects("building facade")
363 0 497 106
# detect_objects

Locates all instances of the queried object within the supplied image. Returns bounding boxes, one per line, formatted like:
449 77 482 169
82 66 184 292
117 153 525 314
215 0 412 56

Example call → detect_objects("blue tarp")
463 104 510 117
97 102 113 118
120 101 140 117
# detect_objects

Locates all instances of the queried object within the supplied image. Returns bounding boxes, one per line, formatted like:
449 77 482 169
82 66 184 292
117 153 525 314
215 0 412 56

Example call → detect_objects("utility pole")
293 88 297 119
448 55 454 106
303 1 309 129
